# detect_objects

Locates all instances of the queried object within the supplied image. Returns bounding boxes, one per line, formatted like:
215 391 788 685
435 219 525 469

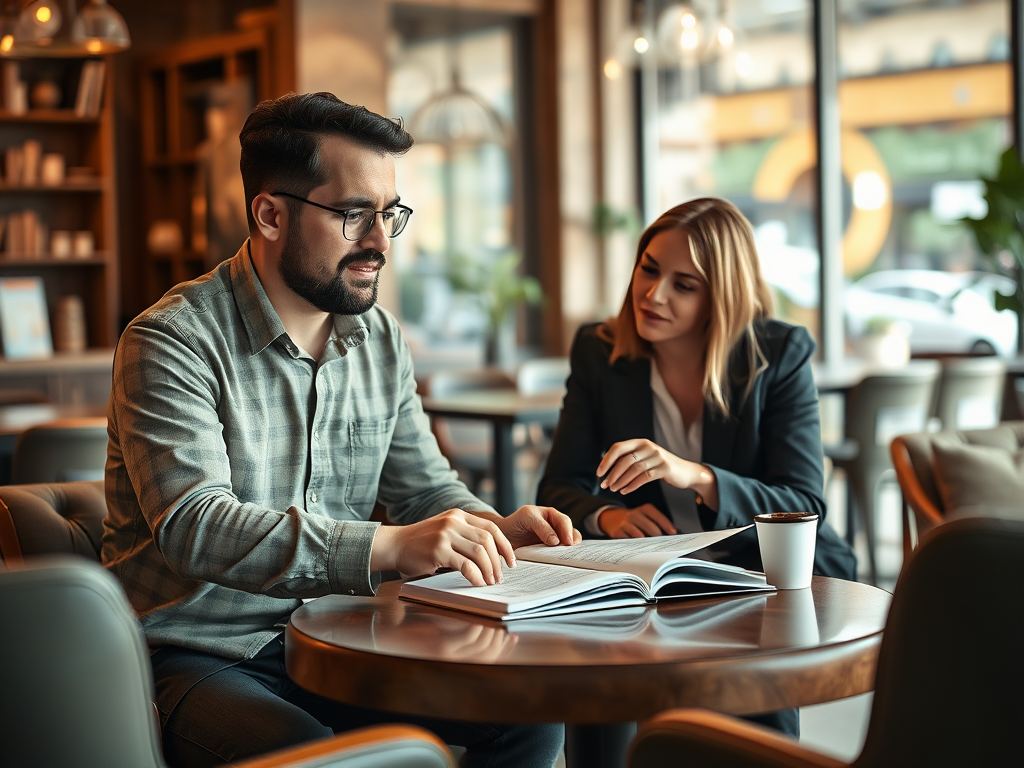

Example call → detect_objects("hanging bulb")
19 0 61 42
71 0 130 54
633 36 650 54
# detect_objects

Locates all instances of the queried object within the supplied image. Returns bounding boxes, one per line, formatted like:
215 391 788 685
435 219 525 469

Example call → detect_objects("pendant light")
0 0 130 57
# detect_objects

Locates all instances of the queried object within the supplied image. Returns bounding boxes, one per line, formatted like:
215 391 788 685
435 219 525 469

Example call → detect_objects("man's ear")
252 192 285 242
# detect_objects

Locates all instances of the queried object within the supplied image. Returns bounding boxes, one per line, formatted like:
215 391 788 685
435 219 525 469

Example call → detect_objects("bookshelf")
0 55 119 356
139 26 275 306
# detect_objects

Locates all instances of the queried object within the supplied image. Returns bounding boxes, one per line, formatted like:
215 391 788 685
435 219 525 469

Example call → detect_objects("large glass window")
388 11 519 364
838 0 1014 356
607 0 819 334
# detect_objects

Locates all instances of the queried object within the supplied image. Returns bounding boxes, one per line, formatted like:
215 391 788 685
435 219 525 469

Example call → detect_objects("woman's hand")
597 439 701 494
599 503 676 538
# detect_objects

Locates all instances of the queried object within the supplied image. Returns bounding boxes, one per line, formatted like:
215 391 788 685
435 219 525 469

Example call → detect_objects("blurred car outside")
844 269 1018 357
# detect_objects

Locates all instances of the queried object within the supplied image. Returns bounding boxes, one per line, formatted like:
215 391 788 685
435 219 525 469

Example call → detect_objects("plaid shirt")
102 243 490 660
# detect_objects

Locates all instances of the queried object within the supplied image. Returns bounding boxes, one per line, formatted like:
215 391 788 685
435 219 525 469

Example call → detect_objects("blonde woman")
538 198 854 735
538 197 854 578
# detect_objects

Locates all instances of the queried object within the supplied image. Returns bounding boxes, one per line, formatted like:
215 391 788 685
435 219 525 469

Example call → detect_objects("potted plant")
961 146 1024 353
446 250 543 368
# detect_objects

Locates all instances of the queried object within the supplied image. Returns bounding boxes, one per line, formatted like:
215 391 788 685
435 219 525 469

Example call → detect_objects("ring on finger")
630 452 640 463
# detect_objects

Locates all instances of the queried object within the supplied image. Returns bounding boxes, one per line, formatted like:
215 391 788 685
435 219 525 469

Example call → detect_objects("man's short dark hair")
239 92 414 230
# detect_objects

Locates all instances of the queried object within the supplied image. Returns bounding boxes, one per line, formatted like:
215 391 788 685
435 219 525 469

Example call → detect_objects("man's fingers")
467 515 516 566
632 514 664 537
453 537 500 585
540 506 577 545
457 556 487 587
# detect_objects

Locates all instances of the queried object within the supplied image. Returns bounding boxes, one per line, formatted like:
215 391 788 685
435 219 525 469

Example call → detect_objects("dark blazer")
537 320 856 580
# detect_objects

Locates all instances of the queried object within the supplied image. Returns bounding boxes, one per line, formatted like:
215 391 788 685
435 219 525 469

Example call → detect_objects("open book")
399 526 772 620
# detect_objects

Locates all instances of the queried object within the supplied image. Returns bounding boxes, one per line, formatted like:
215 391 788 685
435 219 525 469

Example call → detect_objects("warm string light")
633 36 649 54
604 58 622 80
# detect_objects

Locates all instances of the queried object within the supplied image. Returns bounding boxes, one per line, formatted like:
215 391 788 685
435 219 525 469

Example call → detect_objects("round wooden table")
287 577 890 765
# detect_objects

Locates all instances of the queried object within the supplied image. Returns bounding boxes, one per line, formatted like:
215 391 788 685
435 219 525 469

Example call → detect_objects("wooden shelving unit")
139 27 275 305
0 58 119 354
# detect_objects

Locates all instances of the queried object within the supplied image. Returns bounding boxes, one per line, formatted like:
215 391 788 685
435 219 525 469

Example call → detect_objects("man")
103 92 576 768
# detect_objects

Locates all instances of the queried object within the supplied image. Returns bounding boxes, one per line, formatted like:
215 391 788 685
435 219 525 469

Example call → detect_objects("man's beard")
278 228 385 315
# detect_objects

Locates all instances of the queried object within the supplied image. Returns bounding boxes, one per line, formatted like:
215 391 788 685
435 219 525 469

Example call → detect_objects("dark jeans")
152 636 563 768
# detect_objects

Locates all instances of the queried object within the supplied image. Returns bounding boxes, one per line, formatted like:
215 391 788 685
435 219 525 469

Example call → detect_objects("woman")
538 198 855 737
538 197 854 589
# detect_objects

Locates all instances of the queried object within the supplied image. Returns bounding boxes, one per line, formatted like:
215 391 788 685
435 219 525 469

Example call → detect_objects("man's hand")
488 505 581 550
598 503 676 538
370 509 514 587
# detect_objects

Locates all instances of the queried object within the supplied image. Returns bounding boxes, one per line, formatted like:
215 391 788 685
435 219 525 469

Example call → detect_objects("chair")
930 356 1005 431
0 557 458 768
0 480 106 564
420 368 517 497
515 357 570 499
627 516 1024 768
891 421 1024 558
824 361 939 584
11 417 108 484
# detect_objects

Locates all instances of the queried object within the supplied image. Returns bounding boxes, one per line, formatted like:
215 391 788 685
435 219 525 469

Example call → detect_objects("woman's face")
631 227 712 347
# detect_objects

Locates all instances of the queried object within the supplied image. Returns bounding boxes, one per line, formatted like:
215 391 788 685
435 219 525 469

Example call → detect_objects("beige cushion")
931 438 1024 516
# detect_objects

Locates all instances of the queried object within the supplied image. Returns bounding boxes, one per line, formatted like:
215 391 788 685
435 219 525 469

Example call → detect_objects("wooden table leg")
564 723 637 768
492 422 516 515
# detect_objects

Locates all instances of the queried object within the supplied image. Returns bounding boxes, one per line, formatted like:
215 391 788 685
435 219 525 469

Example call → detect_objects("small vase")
484 317 517 370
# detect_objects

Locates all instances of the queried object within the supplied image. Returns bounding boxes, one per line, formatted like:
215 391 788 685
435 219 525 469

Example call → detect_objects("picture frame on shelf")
0 276 54 360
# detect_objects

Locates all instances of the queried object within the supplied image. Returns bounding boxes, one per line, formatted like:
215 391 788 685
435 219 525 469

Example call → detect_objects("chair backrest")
12 417 108 484
844 361 940 471
421 369 517 460
0 480 106 564
891 421 1024 525
0 557 165 768
855 517 1024 768
516 357 570 396
931 356 1005 431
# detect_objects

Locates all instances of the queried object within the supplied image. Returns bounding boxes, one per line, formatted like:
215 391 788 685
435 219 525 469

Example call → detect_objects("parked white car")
844 270 1018 357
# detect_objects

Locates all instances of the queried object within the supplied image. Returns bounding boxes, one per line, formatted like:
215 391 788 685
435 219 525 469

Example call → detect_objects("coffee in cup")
754 512 818 590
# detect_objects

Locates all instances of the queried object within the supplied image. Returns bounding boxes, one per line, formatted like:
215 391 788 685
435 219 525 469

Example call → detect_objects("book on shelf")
400 526 773 621
74 60 106 118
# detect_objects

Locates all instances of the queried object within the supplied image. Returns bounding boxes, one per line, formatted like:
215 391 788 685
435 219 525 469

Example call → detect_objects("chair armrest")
629 710 848 768
233 725 456 768
890 438 944 533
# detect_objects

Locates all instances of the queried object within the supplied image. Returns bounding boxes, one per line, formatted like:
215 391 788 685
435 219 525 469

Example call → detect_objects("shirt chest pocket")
344 417 397 514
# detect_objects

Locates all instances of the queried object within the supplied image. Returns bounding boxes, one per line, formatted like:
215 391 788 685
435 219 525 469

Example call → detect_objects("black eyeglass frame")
271 191 413 241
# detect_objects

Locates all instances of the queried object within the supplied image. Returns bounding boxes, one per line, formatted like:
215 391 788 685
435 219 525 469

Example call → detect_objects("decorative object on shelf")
53 294 85 352
72 230 93 258
0 276 53 360
0 0 130 57
50 229 71 259
40 152 64 186
0 60 27 113
146 220 183 255
1 210 47 258
65 165 95 183
73 58 104 117
961 146 1024 354
29 77 60 108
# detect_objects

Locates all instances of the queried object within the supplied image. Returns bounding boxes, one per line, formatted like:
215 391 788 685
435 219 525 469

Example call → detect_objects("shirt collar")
229 240 370 357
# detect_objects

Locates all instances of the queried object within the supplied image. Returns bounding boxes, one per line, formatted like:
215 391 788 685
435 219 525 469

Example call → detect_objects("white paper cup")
754 512 818 590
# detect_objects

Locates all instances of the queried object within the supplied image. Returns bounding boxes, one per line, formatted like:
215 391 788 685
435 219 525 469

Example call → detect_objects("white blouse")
584 360 704 536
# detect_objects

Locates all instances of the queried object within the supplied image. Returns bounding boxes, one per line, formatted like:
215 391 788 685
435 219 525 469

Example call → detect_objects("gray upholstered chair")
930 356 1005 431
0 557 457 768
825 361 939 584
0 480 106 564
891 421 1024 558
11 417 108 484
627 517 1024 768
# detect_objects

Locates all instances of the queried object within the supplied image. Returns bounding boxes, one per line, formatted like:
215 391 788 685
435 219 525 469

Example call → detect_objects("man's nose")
358 214 391 253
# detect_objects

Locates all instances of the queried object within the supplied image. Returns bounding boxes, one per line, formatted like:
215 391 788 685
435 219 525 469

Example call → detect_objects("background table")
287 577 890 767
420 390 563 514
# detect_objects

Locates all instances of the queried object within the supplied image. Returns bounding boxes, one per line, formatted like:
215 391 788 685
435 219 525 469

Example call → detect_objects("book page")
516 526 751 585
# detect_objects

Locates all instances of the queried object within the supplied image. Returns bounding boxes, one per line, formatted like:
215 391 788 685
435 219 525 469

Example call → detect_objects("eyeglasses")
272 191 413 241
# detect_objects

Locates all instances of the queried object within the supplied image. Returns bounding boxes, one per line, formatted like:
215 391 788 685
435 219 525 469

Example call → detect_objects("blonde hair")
598 197 774 418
